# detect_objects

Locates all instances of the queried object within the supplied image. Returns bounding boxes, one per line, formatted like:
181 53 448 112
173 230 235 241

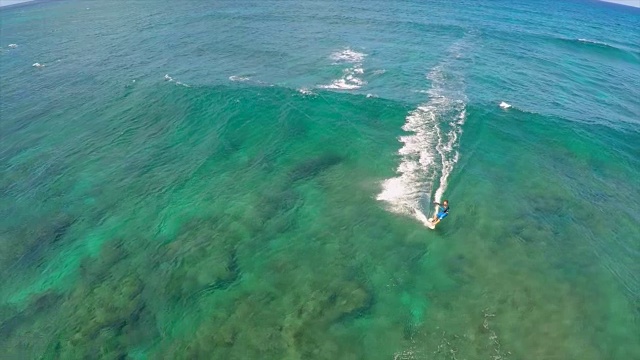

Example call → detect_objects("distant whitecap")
318 79 363 90
499 101 512 109
577 38 607 46
164 74 189 87
298 88 314 95
330 48 367 63
229 75 251 82
320 48 368 90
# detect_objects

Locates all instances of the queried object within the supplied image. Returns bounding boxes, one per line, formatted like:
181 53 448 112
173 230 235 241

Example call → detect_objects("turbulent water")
1 0 639 359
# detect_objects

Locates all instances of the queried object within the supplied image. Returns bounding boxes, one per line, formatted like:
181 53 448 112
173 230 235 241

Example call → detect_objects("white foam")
499 101 511 109
345 74 365 85
577 38 608 46
433 109 465 204
330 48 367 63
229 75 251 82
164 74 190 87
377 45 468 226
32 63 44 68
320 48 368 90
298 88 315 95
413 207 433 227
8 44 18 48
319 67 367 90
318 78 362 90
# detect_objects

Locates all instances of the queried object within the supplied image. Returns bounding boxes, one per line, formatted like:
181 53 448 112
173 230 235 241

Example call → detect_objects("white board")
413 207 436 229
426 219 436 230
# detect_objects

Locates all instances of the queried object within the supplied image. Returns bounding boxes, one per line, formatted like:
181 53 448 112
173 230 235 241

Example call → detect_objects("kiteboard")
414 208 436 229
426 219 436 230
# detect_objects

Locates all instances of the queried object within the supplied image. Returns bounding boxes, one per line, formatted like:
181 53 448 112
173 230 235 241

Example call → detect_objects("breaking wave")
319 48 368 90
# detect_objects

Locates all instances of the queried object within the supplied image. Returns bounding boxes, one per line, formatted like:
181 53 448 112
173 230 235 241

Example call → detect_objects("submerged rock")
288 153 343 183
2 213 76 272
55 274 155 357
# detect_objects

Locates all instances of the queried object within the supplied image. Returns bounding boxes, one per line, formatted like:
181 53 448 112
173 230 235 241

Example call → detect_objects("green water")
2 83 638 359
1 0 639 359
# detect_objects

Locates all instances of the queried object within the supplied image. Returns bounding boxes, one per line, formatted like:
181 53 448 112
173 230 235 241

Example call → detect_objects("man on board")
429 200 449 226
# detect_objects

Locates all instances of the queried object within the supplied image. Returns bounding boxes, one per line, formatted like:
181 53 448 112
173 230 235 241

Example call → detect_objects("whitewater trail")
377 42 468 227
319 48 368 90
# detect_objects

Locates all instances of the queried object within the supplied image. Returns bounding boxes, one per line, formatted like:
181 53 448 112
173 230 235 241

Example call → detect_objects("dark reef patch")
1 213 77 274
287 153 343 183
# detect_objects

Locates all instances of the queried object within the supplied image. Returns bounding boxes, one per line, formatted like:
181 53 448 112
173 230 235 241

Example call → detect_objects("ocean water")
1 0 639 359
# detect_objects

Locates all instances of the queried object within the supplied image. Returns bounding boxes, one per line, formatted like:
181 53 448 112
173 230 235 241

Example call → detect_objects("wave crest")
320 48 367 90
330 48 367 63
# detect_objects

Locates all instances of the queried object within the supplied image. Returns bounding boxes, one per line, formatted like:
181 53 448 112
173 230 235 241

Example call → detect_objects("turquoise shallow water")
1 0 639 359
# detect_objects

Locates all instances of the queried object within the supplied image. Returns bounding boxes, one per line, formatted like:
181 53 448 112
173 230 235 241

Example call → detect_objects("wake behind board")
413 208 436 229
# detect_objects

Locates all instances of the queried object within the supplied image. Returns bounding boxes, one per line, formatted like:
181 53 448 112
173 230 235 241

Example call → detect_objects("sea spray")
378 42 468 226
